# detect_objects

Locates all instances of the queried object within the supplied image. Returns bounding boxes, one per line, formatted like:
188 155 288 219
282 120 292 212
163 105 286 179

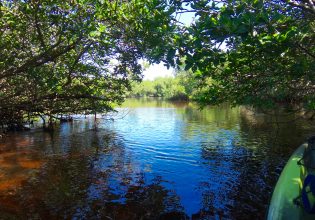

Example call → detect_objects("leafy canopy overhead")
178 0 315 110
0 0 179 125
1 0 315 128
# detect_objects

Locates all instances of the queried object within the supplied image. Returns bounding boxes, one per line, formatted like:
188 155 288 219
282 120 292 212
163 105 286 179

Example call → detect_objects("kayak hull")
267 143 314 220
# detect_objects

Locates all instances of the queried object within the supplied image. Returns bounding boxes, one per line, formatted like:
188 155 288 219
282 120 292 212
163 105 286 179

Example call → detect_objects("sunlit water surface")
1 99 315 219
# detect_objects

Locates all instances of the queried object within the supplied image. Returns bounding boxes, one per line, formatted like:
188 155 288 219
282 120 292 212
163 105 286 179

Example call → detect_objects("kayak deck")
267 143 314 220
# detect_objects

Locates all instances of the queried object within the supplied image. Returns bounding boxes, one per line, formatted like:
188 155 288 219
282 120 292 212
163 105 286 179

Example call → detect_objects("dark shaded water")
1 99 315 219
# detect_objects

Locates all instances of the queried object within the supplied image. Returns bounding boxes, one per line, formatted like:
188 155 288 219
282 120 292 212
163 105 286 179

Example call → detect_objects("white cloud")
143 63 174 81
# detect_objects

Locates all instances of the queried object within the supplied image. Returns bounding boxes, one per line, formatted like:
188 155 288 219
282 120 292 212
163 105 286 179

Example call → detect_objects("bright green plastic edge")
267 143 314 220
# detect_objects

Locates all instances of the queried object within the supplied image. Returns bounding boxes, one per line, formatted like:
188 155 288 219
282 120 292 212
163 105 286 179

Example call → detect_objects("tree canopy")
179 0 315 110
1 0 315 130
0 0 178 128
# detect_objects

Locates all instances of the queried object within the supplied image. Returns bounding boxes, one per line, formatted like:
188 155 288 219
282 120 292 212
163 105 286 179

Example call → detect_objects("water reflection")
1 98 315 219
0 128 185 219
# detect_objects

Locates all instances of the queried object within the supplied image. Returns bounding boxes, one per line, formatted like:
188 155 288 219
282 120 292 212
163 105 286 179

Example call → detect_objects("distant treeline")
128 71 201 101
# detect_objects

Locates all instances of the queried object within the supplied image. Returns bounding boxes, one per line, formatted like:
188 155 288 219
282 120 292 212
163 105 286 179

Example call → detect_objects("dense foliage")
0 0 178 129
128 69 199 100
179 0 315 110
1 0 315 130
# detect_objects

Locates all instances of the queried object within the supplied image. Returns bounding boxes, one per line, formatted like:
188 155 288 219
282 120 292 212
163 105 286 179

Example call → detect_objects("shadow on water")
194 106 315 219
0 126 186 219
2 99 315 219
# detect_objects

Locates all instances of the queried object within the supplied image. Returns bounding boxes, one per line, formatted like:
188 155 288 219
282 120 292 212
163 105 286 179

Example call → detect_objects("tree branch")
0 37 82 80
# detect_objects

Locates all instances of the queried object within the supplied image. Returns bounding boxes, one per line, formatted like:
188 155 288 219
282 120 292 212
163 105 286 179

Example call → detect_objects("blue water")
104 107 239 216
1 99 315 219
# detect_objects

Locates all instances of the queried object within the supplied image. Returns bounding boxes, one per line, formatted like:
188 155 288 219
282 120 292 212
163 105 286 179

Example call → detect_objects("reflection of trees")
5 100 315 219
194 108 315 219
176 104 241 141
0 128 185 219
227 109 315 219
239 107 315 152
121 98 169 108
195 139 243 219
0 133 44 193
85 175 186 220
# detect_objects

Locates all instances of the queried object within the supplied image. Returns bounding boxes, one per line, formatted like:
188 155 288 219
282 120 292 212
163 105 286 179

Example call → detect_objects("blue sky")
143 9 195 81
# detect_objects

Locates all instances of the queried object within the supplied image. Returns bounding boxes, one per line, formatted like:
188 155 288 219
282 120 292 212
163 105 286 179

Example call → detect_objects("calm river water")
1 98 315 219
